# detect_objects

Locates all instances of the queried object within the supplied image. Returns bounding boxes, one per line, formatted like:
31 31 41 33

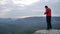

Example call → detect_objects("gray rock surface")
33 29 60 34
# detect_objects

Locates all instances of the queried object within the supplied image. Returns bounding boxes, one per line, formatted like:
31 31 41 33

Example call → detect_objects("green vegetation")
0 29 36 34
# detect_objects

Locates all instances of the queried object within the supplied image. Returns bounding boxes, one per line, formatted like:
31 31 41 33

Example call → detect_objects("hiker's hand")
44 13 46 15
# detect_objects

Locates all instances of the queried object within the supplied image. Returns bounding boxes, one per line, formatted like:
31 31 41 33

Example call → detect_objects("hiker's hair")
45 6 48 8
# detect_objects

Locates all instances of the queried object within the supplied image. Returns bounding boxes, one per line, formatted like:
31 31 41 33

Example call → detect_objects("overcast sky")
0 0 60 18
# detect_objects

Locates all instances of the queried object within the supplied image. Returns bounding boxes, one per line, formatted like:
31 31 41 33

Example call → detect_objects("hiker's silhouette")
44 6 52 30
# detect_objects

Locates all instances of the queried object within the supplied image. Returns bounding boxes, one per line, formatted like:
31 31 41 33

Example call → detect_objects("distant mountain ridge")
0 17 60 33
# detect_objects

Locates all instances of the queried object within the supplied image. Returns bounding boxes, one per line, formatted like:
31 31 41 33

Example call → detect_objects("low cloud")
0 0 60 18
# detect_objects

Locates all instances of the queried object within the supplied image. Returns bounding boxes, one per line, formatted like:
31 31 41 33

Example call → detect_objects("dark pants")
46 16 52 30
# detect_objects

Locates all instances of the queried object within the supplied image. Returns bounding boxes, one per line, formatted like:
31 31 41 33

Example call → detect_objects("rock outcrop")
33 29 60 34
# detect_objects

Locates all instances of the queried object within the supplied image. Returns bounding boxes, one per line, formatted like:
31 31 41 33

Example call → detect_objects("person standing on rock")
44 6 52 30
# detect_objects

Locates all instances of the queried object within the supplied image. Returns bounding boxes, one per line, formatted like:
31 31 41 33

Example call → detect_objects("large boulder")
33 29 60 34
